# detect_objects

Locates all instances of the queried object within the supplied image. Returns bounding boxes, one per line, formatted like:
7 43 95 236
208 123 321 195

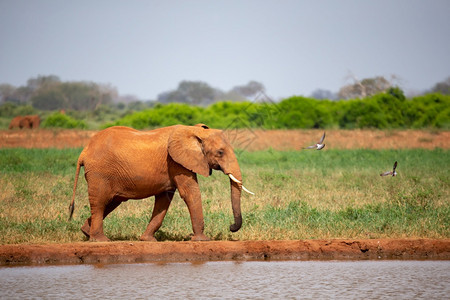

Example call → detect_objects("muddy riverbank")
1 239 449 266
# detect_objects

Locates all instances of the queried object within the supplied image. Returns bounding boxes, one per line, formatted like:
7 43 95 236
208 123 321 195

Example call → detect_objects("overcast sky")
1 0 449 100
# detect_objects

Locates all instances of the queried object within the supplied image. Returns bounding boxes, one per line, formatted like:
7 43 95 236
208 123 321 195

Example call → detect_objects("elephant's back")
83 126 172 161
90 126 174 144
80 126 172 185
87 126 141 144
98 126 140 135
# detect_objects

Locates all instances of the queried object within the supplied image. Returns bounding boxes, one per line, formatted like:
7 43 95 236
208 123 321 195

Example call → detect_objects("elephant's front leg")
175 173 210 241
140 191 175 241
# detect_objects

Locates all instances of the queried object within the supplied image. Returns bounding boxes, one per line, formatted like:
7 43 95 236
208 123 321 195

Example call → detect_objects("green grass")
0 148 448 244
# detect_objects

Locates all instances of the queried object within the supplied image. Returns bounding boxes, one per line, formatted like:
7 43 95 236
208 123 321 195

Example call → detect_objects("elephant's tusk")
242 185 255 195
228 173 254 195
228 173 241 184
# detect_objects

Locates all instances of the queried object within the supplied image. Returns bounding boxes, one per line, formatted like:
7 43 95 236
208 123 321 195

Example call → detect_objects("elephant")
25 115 41 129
8 115 40 129
68 124 253 242
9 116 29 129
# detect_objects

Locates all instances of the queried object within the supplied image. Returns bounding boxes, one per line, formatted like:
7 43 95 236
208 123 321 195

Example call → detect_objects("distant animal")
380 161 398 177
304 132 326 150
8 115 41 129
8 116 29 129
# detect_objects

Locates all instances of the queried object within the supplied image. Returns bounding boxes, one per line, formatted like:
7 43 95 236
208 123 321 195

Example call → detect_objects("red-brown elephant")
8 115 41 129
69 124 253 242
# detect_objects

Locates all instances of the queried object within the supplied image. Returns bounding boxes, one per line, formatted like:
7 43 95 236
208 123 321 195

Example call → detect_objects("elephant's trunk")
229 175 242 232
221 148 253 233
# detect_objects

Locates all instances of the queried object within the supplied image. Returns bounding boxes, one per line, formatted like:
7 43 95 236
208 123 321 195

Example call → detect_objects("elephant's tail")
68 156 84 221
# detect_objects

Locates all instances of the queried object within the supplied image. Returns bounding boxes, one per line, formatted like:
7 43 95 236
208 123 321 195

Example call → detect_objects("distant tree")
31 86 66 110
310 89 337 100
26 75 61 92
158 81 224 105
230 81 265 99
30 80 116 111
92 83 118 109
429 77 450 95
0 84 17 103
158 80 267 105
127 100 150 111
1 75 61 105
14 86 34 103
118 94 139 104
338 76 392 99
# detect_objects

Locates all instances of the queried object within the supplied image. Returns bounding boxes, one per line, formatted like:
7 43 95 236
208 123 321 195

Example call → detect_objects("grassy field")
0 148 448 244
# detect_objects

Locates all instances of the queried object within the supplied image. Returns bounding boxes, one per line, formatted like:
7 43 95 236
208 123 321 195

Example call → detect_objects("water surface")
1 260 448 299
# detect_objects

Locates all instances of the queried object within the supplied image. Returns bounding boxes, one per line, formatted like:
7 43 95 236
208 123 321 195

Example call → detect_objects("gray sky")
1 0 449 100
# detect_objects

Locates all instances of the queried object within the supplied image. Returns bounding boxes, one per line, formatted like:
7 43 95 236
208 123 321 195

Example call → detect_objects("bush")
405 93 450 128
104 92 450 130
434 107 450 128
276 97 338 128
0 103 36 118
110 103 204 129
41 112 87 129
204 101 259 128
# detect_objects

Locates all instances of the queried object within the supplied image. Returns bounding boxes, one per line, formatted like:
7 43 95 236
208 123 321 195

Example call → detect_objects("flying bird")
380 161 398 177
304 132 326 150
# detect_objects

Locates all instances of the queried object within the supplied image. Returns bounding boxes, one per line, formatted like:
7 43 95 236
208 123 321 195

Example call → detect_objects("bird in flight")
304 132 326 150
380 161 398 177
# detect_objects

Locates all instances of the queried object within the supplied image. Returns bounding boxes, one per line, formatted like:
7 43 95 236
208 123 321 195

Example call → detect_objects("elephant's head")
168 124 253 232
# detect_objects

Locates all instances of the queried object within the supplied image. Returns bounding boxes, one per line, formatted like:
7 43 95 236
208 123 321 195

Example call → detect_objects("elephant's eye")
217 149 224 157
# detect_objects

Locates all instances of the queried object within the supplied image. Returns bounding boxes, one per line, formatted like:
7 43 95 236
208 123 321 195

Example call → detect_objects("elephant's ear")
168 126 210 177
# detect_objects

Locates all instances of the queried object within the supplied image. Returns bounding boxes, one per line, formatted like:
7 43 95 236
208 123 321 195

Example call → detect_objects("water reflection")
1 261 448 299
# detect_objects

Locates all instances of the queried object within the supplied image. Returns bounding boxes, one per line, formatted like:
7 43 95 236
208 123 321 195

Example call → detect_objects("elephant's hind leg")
140 191 175 241
81 219 91 238
81 198 123 239
85 196 123 242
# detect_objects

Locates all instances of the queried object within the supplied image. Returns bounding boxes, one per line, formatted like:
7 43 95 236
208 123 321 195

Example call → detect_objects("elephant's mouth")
228 174 254 195
213 164 254 195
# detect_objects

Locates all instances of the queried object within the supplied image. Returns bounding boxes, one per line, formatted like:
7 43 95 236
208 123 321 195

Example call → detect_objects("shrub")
0 103 36 118
403 94 449 128
276 97 320 128
111 103 204 129
434 107 450 128
41 112 87 129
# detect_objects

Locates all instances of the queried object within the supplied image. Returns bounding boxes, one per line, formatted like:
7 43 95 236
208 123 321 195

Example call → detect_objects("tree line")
2 75 449 110
0 75 118 111
0 75 449 130
108 89 449 130
0 75 266 109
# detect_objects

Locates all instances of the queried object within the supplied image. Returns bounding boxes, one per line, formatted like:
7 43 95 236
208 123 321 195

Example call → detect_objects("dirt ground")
1 129 449 265
1 239 449 266
0 128 449 150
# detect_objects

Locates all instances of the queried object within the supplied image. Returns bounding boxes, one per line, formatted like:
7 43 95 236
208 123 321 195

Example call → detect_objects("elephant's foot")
191 234 210 241
139 234 157 242
89 234 110 242
81 223 90 238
